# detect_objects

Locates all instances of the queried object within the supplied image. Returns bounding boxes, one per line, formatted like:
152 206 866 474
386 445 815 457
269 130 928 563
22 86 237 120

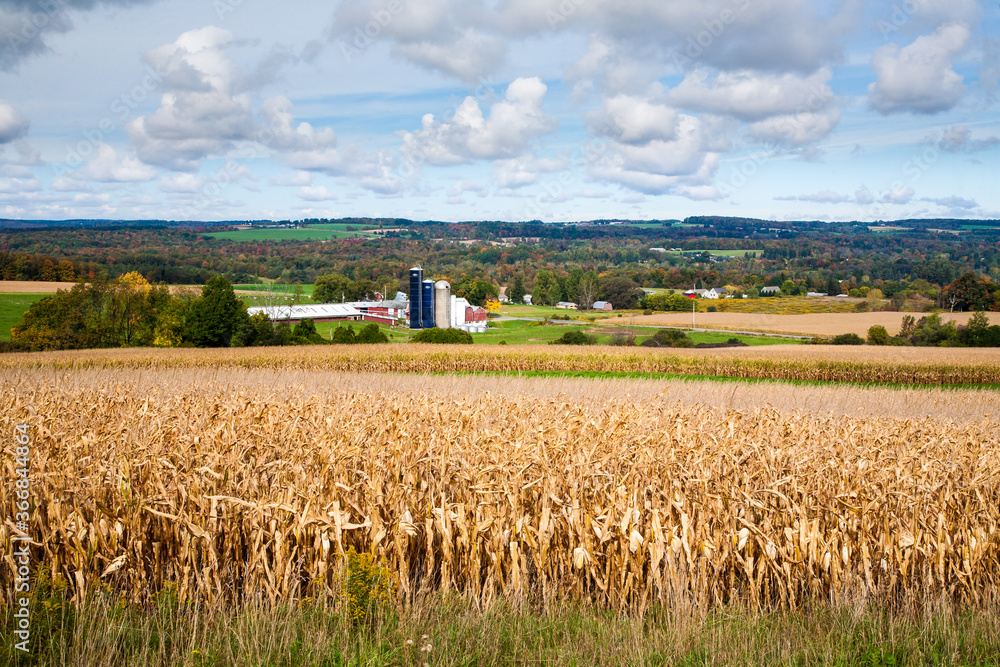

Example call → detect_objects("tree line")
6 275 387 352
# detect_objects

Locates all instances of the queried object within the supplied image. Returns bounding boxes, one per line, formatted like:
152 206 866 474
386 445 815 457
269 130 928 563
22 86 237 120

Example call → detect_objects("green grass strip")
431 369 1000 392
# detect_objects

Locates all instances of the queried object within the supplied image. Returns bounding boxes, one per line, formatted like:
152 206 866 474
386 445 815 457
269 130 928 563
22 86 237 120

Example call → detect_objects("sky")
0 0 998 223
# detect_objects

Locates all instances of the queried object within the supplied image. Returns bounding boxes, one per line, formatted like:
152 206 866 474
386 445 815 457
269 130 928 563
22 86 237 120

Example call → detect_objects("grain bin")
421 280 435 329
434 280 451 328
408 266 423 329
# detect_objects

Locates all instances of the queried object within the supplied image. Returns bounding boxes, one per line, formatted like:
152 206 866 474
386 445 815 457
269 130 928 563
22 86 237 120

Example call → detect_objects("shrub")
866 325 890 346
608 333 636 346
292 318 326 345
707 305 717 312
831 333 864 345
550 331 594 345
641 328 694 348
342 547 395 628
331 325 357 344
412 327 474 344
355 323 389 344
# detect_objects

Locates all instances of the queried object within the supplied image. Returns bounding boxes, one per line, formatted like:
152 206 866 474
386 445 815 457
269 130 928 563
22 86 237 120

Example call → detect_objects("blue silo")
409 266 423 329
422 280 435 329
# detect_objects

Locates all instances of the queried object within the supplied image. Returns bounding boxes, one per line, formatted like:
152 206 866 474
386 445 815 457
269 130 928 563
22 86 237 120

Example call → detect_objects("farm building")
760 286 781 295
556 301 578 309
248 300 406 327
451 295 488 332
592 301 613 311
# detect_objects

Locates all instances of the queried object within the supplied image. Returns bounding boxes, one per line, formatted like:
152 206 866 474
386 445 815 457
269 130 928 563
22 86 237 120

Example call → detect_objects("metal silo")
408 266 423 329
434 280 451 328
421 280 435 329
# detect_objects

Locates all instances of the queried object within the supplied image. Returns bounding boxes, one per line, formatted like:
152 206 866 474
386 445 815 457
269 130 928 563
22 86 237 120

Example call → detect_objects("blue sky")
0 0 998 222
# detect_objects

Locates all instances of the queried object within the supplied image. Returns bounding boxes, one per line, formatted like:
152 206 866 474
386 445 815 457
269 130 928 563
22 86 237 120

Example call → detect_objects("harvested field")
611 311 983 337
0 281 77 293
2 366 999 614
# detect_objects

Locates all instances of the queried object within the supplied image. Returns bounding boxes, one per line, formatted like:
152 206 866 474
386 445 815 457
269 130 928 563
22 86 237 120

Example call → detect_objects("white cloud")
775 190 854 204
670 69 836 121
0 0 160 71
746 109 840 147
401 77 556 166
880 186 915 204
0 100 29 143
667 69 840 146
260 96 337 152
0 176 42 193
128 27 257 171
332 0 504 81
589 108 721 199
494 154 567 188
922 195 977 209
588 94 678 144
868 24 970 114
393 29 505 82
297 185 338 201
447 179 488 204
158 173 208 193
259 96 399 194
928 125 999 153
71 143 157 182
776 185 915 206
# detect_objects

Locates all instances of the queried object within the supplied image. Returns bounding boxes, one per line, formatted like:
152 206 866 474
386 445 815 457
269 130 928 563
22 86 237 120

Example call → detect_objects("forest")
2 216 998 312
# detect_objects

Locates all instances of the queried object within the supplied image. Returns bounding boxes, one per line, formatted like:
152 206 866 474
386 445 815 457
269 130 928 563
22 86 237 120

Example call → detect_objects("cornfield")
3 364 1000 613
3 343 1000 385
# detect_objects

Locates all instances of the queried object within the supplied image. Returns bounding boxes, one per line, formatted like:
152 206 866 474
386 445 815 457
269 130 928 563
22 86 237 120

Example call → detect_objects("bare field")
0 280 77 292
3 365 999 613
612 311 984 337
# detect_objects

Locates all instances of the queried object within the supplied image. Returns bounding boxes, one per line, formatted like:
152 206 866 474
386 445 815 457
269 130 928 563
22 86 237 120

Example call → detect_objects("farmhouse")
556 301 578 309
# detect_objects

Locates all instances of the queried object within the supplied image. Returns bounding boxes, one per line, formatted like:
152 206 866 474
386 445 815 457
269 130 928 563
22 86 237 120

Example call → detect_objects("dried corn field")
3 364 1000 614
3 343 1000 385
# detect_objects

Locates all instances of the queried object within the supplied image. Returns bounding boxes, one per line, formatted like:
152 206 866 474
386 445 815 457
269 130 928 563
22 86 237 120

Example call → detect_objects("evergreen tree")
509 275 526 305
183 276 251 347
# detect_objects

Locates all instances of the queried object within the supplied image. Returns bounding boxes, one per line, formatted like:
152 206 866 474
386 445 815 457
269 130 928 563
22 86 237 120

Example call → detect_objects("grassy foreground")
5 591 1000 666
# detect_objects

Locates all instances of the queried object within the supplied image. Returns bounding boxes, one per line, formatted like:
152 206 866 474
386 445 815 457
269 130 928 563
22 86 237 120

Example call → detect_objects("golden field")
2 363 1000 614
0 281 77 293
4 343 1000 385
613 311 983 337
